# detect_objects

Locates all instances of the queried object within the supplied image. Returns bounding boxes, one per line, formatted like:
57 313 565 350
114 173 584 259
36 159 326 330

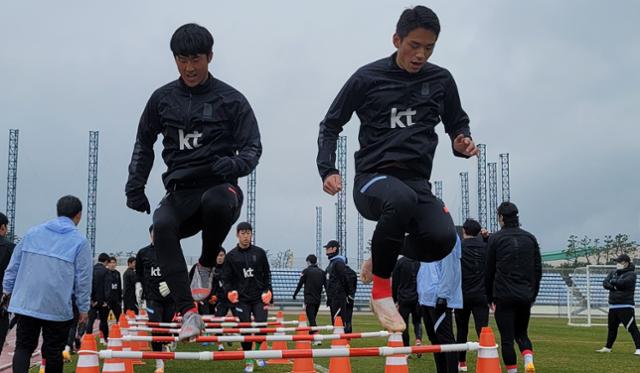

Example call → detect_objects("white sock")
156 359 164 369
523 352 533 365
507 368 518 373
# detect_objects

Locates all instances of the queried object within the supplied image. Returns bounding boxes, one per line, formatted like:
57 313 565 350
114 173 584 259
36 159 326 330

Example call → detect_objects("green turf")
51 314 640 372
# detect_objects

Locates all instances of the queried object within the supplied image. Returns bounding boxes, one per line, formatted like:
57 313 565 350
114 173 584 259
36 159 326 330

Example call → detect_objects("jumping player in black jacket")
456 219 489 371
125 23 261 340
485 202 541 373
596 254 640 355
222 222 272 372
316 6 479 331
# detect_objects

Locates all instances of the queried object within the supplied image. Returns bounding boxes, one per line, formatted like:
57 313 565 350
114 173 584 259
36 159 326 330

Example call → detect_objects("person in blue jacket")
2 195 92 373
417 236 462 373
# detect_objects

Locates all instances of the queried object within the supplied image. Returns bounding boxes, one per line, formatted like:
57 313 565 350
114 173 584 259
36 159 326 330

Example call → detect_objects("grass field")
48 313 640 372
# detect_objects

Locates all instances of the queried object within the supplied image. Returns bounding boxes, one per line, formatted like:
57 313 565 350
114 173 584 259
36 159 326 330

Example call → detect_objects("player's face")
237 229 252 248
216 251 226 265
108 260 116 270
393 27 437 73
175 52 212 87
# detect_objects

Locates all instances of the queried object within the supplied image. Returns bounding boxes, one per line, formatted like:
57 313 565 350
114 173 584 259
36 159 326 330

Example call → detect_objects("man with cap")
293 255 326 344
324 240 354 333
222 222 272 372
455 218 489 372
596 254 640 355
485 202 541 373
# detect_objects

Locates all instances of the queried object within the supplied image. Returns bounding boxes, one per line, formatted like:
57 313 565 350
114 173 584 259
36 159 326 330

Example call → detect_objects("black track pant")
13 315 72 373
66 304 80 350
153 183 243 314
422 306 457 373
354 173 457 278
494 301 533 366
86 304 109 340
455 300 489 363
605 307 640 349
330 299 353 333
148 300 176 352
398 302 422 346
305 303 320 334
235 302 268 351
215 301 236 317
0 311 9 357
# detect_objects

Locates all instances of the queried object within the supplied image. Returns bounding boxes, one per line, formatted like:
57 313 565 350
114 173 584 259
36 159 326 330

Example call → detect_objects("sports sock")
372 275 392 299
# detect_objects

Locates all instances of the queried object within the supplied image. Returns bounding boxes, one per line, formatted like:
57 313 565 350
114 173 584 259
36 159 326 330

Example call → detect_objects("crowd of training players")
1 5 636 373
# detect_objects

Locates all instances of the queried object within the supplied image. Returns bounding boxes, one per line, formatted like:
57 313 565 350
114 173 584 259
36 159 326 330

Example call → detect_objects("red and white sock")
522 349 534 366
506 365 518 373
371 275 392 300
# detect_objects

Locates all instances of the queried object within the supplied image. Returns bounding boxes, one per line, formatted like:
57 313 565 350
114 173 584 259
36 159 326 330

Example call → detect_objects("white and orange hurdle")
122 330 390 344
134 315 278 322
93 342 479 361
123 325 334 335
127 320 300 328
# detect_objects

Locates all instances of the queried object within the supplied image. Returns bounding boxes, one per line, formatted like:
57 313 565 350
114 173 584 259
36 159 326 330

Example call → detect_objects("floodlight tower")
336 136 347 257
488 162 498 232
5 129 19 242
434 180 443 201
87 131 99 257
477 144 487 228
500 153 511 202
247 169 257 242
460 171 469 223
316 206 322 267
357 214 364 269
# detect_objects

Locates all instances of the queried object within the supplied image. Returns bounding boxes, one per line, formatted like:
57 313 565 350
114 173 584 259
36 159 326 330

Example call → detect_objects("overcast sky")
1 0 638 265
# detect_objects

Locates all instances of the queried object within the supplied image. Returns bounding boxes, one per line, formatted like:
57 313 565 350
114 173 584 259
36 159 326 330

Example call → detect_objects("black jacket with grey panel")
317 53 471 181
126 74 261 194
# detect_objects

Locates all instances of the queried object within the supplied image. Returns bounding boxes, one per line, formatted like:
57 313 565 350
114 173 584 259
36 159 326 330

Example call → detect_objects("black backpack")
345 265 357 296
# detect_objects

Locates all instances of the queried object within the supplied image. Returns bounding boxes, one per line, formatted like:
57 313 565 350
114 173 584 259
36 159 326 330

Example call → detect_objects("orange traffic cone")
384 332 408 373
290 312 316 373
76 334 100 373
328 316 351 373
268 311 291 365
476 327 501 373
119 312 144 367
102 325 127 373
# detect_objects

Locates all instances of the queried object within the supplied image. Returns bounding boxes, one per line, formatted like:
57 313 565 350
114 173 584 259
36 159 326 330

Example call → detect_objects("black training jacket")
91 263 111 305
222 245 272 304
135 245 169 302
122 267 137 309
126 74 262 194
317 53 471 181
603 264 637 305
293 264 326 305
392 256 420 305
107 269 122 304
461 236 488 303
0 236 15 295
325 256 352 303
485 227 542 304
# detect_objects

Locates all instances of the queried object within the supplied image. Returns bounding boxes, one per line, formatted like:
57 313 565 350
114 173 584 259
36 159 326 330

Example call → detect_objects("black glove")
126 190 150 214
435 297 448 312
211 156 237 177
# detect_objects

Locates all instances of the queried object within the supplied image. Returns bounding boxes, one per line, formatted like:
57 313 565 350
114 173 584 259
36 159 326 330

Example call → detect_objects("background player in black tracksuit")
293 255 325 339
597 254 640 355
485 202 541 373
136 225 176 373
392 256 422 347
456 219 489 370
123 257 138 314
86 253 111 341
125 23 261 339
0 212 15 357
222 222 272 371
316 6 479 332
106 256 123 321
324 240 354 333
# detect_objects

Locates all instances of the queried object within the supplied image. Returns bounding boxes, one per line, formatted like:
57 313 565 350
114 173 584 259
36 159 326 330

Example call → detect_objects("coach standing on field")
485 202 541 373
2 196 92 373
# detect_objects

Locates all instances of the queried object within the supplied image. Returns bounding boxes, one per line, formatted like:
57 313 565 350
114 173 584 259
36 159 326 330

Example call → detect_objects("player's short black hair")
170 23 214 56
127 256 136 264
498 201 520 228
306 254 318 264
109 256 117 263
237 222 253 232
0 212 7 228
98 253 110 263
56 195 82 219
396 6 440 39
462 219 482 236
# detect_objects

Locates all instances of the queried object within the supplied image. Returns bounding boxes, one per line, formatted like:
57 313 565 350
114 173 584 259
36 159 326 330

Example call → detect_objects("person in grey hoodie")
2 195 92 373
